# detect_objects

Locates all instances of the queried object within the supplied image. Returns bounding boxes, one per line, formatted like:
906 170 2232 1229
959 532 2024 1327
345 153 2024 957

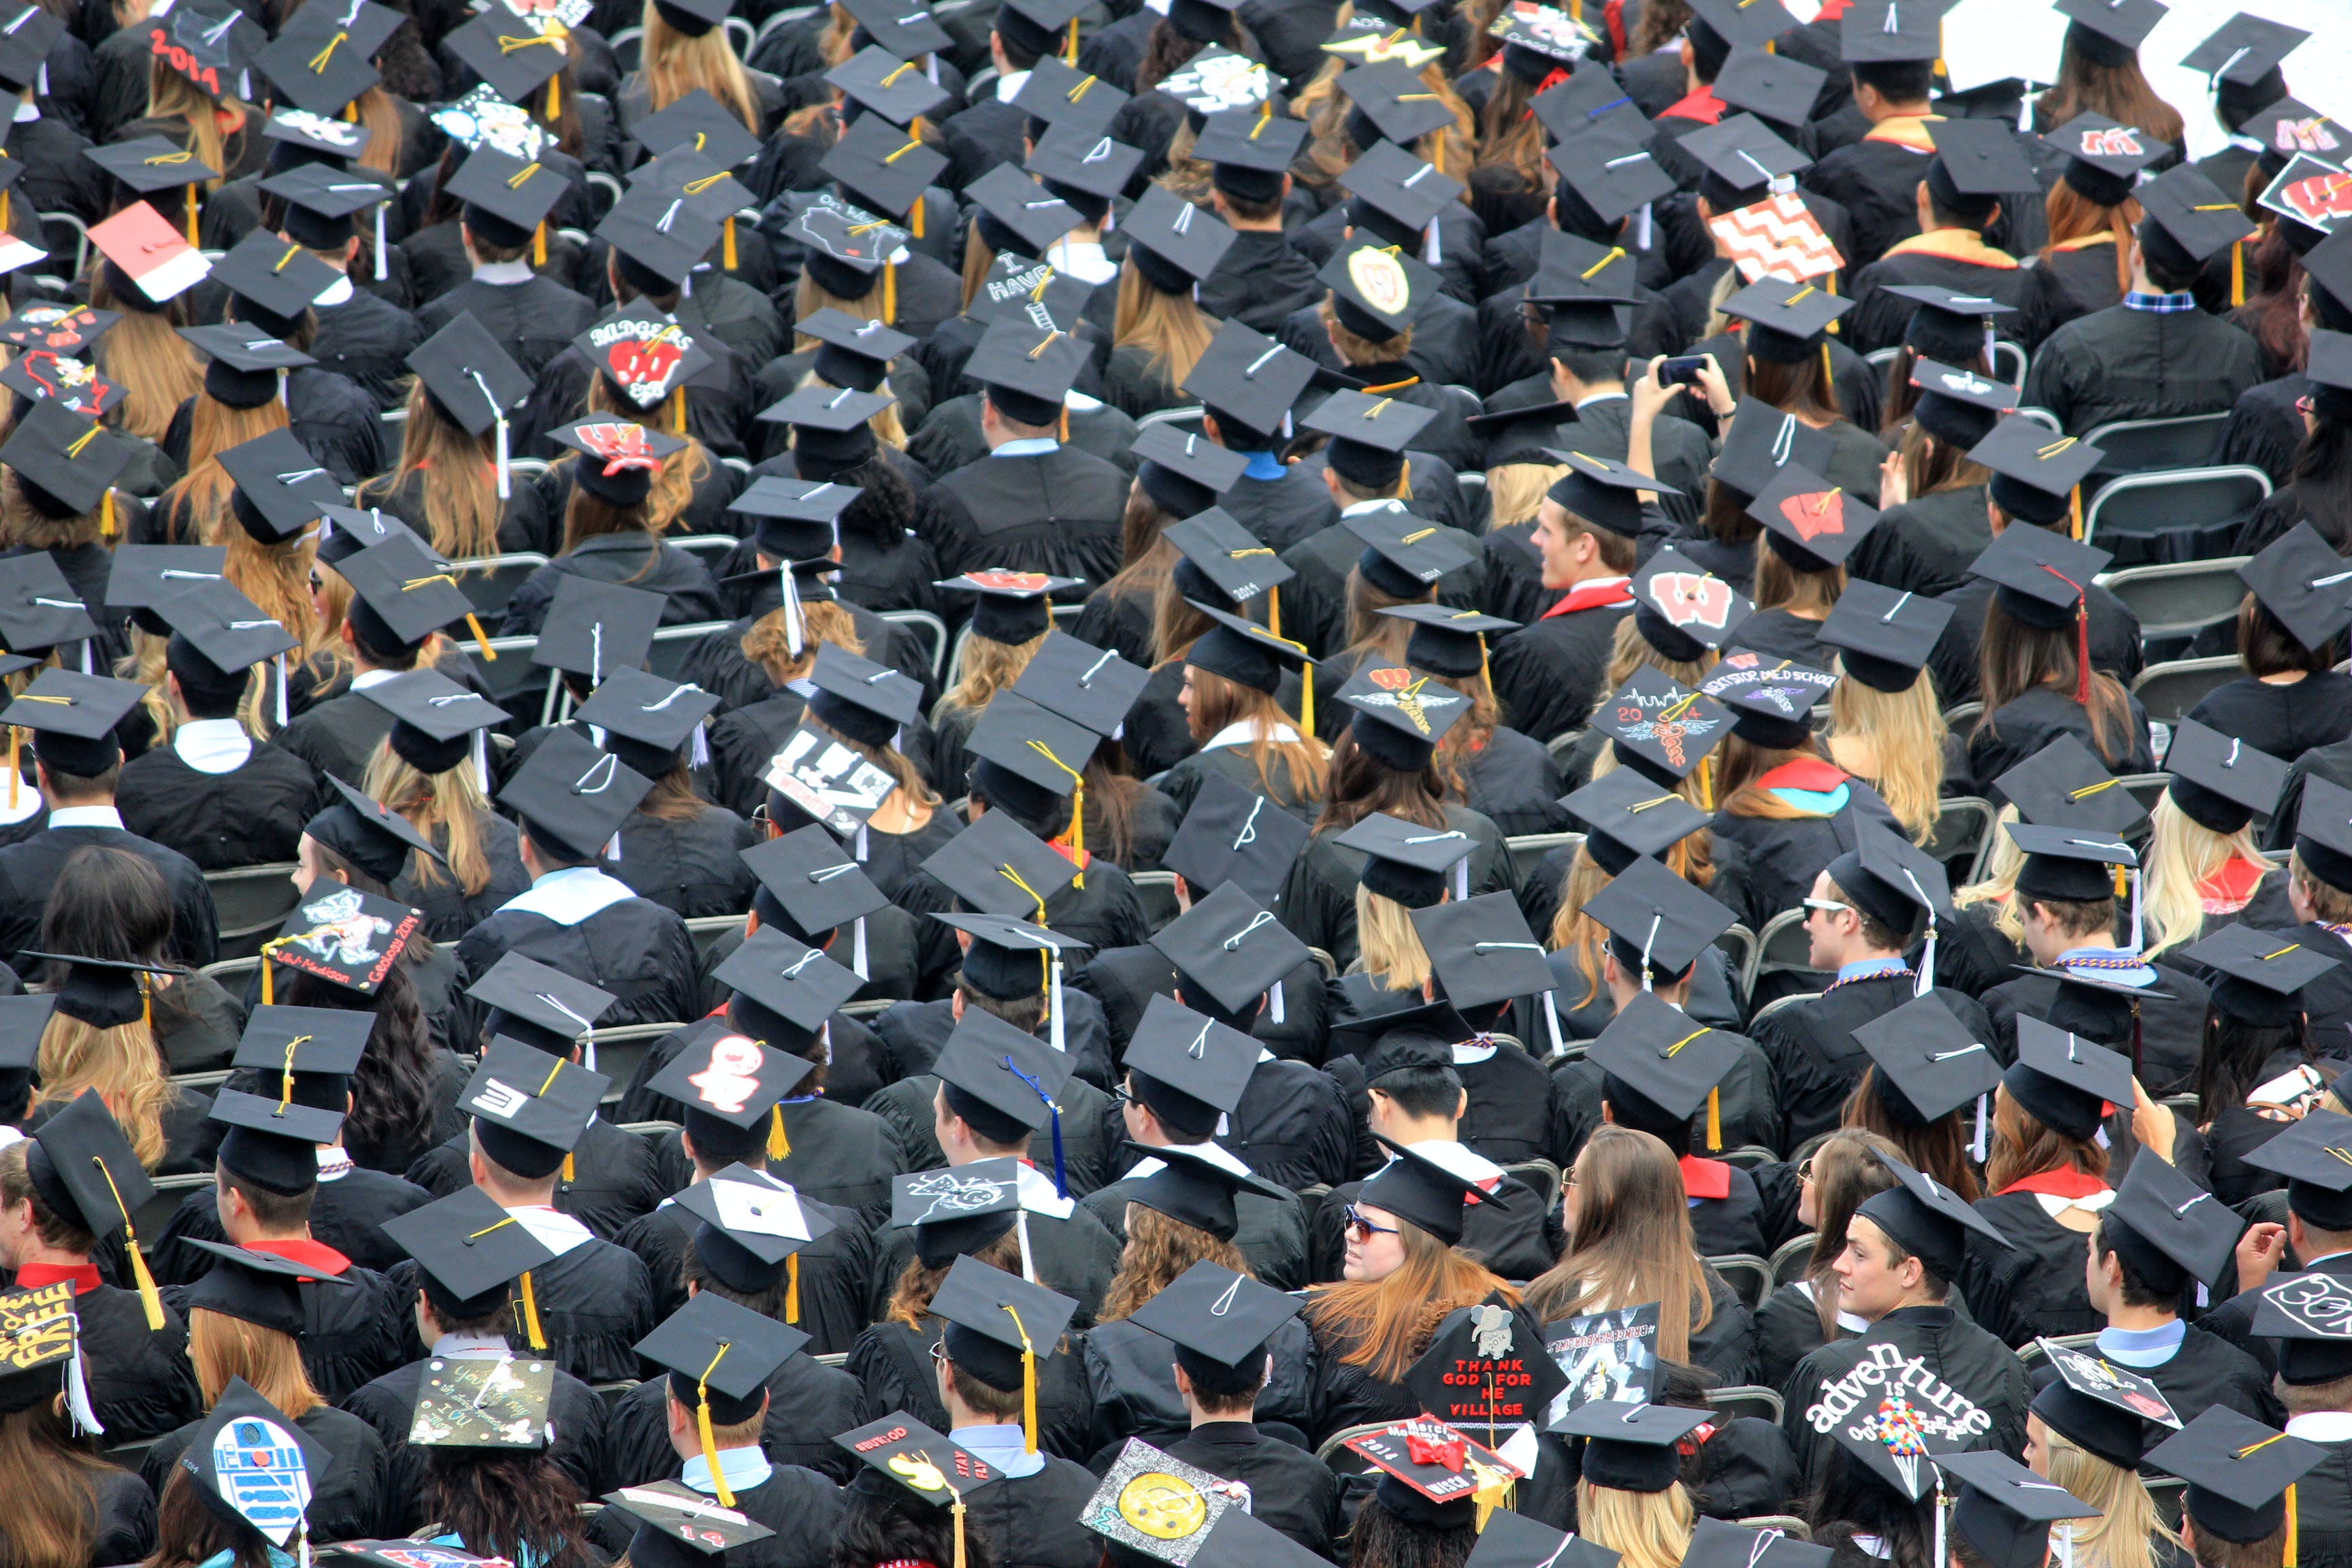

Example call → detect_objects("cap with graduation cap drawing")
1584 666 1731 795
2161 718 2285 837
1147 880 1309 1032
1137 431 1250 534
1630 546 1753 663
1126 1257 1300 1387
1121 1139 1290 1242
1348 1414 1526 1530
497 726 656 866
353 663 506 781
529 574 664 685
0 395 131 522
602 1479 779 1568
1816 580 1955 695
2183 920 2339 1033
1160 772 1309 906
2031 1337 2180 1468
1747 463 1878 573
2004 1016 2134 1141
2298 776 2352 894
932 1254 1078 1453
1852 992 1999 1134
1994 734 2150 836
1180 318 1314 446
1358 1132 1513 1245
2139 163 2258 279
2147 1408 2327 1551
1551 1401 1712 1495
1561 766 1710 879
1586 987 1744 1150
2099 1141 2244 1297
1853 1148 2012 1285
27 1087 167 1324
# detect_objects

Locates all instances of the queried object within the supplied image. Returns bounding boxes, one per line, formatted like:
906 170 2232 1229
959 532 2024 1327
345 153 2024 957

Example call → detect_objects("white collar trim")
1203 719 1299 750
173 717 253 774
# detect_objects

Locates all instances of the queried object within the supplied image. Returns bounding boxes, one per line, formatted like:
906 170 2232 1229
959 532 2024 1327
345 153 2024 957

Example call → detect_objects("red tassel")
2039 564 2092 704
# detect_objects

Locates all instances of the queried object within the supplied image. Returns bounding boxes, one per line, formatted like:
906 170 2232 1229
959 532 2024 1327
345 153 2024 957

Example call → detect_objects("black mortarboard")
932 1252 1078 1401
891 1160 1020 1266
1318 243 1435 343
1010 58 1126 139
1 671 137 772
336 535 478 655
2033 1339 2180 1467
1681 1519 1829 1568
229 1005 371 1100
1910 358 2019 449
1748 463 1879 571
1181 600 1316 698
0 395 129 516
256 0 399 116
1686 0 1790 48
2055 0 2163 51
574 668 718 772
635 1243 813 1407
964 165 1079 259
2100 1146 2241 1294
457 1036 606 1180
1531 66 1650 151
1583 851 1740 985
1160 774 1309 904
1995 735 2149 833
2163 718 2287 836
1379 605 1516 681
1358 1132 1510 1245
1682 112 1809 204
529 576 664 684
1938 1450 2102 1568
932 1005 1075 1143
2006 820 2138 904
1122 1141 1288 1240
406 311 531 437
182 1232 350 1332
1121 184 1235 297
712 927 862 1045
208 429 337 546
606 1480 779 1568
1338 660 1473 771
964 317 1085 427
631 90 764 167
1852 994 1999 1127
1308 391 1436 489
1339 140 1462 243
2182 12 2306 84
2299 777 2352 892
1585 667 1731 790
1341 502 1471 595
2244 1107 2352 1231
803 642 924 748
1346 1418 1523 1529
1965 520 2110 631
1464 1507 1622 1568
1586 987 1744 1143
210 229 339 329
741 823 887 943
261 162 393 252
1699 653 1835 749
1149 476 1262 574
353 666 504 780
1881 283 2015 364
1537 448 1672 541
464 951 613 1054
2004 1015 2133 1140
829 42 950 129
443 9 567 103
1549 125 1676 226
154 578 295 683
501 728 655 862
1827 815 1952 948
1630 546 1753 659
593 179 723 289
182 1380 335 1543
921 811 1077 921
1713 48 1823 131
442 144 566 248
1120 994 1261 1136
647 1025 806 1158
1563 766 1710 875
84 136 220 196
1339 60 1454 146
1127 1258 1299 1375
1853 1149 2010 1284
1839 0 1940 61
2043 111 2168 208
2242 519 2352 653
1147 880 1309 1020
1720 276 1851 359
2252 1271 2352 1384
934 913 1084 1009
27 1087 154 1241
1710 398 1837 499
2147 1409 2326 1545
1024 122 1144 210
2140 163 2258 271
1181 319 1315 442
1550 1401 1712 1493
965 690 1099 815
1816 580 1954 693
2183 920 2338 1030
0 1 61 93
1927 116 2041 202
382 1184 557 1317
1192 105 1307 204
1407 892 1548 1014
822 111 945 222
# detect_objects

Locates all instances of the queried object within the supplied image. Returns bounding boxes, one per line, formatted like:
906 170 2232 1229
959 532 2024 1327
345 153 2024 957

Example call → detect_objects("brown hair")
1524 1126 1715 1360
1098 483 1181 614
189 1309 323 1418
1898 423 1993 501
1150 571 1218 668
1983 1082 2110 1194
1113 260 1218 391
144 61 246 193
1182 665 1330 802
1801 1129 1907 1342
1305 1218 1512 1382
941 627 1045 715
1840 1073 1978 1202
639 1 758 128
886 1226 1026 1327
1752 537 1844 619
2032 39 2185 148
86 278 199 444
0 1396 112 1568
0 1141 93 1253
363 741 495 896
558 487 661 575
1716 732 1838 821
163 397 291 546
2042 179 2140 301
423 1448 593 1568
1974 598 2138 767
740 595 862 687
582 378 710 534
1314 725 1447 834
357 380 505 559
2240 592 2341 674
1744 349 1842 425
1100 1203 1249 1322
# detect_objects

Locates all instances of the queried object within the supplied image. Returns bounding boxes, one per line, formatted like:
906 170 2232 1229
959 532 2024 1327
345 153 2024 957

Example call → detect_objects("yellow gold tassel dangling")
909 197 924 240
1478 632 1490 693
546 73 559 122
466 613 496 661
344 100 357 122
95 1159 165 1329
1058 404 1069 442
951 1492 967 1568
1064 16 1077 64
1301 662 1313 734
670 387 687 436
724 215 738 271
2070 485 2083 541
1002 1304 1039 1454
883 260 896 324
518 1269 547 1350
1708 1086 1721 1151
141 979 150 1034
769 1104 789 1160
1 189 12 233
7 726 16 811
184 186 199 248
100 491 114 538
561 1151 575 1183
1820 342 1834 395
2287 1484 2300 1568
534 222 546 265
785 1252 800 1323
2232 240 2245 306
696 1344 736 1507
1267 585 1279 639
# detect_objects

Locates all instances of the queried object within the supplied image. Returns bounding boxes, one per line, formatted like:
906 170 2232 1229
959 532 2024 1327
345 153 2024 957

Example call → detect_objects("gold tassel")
2232 240 2245 307
7 727 16 811
1 190 12 233
769 1105 789 1161
1058 405 1069 442
561 1151 574 1183
785 1252 800 1323
1064 16 1077 64
1268 586 1279 639
696 1343 736 1506
909 197 924 240
93 1159 164 1329
1025 740 1087 888
883 261 896 325
951 1496 967 1568
261 956 274 1006
466 613 497 661
100 491 114 539
140 980 150 1033
184 186 198 248
518 1269 546 1350
2288 1483 2299 1568
546 73 559 122
1431 127 1446 175
534 222 546 265
2070 485 2083 540
1301 663 1313 734
723 216 738 271
1708 1087 1720 1150
1002 1303 1039 1454
343 101 357 122
1820 342 1835 395
1399 457 1411 497
1478 633 1490 693
670 387 687 436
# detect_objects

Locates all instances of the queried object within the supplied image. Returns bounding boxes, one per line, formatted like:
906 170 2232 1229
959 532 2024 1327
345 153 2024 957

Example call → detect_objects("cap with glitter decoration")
1376 604 1515 681
1411 889 1550 1013
572 311 710 410
630 89 764 167
1631 546 1755 656
1008 631 1147 740
408 1352 553 1449
964 318 1085 426
1720 276 1852 358
2043 112 2169 207
85 137 220 199
821 113 945 223
530 576 664 681
1338 60 1454 146
1710 397 1836 499
2005 1016 2134 1140
932 1007 1077 1143
1682 114 1810 199
1147 881 1310 1019
1854 1149 2011 1285
921 810 1078 921
153 577 295 676
0 395 129 515
1181 320 1316 441
1548 125 1676 227
442 144 567 238
740 823 888 941
1964 520 2111 631
964 165 1080 258
1549 1401 1711 1494
1850 994 1999 1127
829 44 950 128
2055 0 2163 52
405 312 532 438
1840 0 1940 62
2181 921 2339 1030
1318 244 1435 342
1360 1135 1514 1246
1009 58 1126 140
1583 853 1739 987
2145 1409 2325 1549
1121 993 1262 1130
214 429 341 544
1025 122 1144 205
1338 140 1463 240
2181 13 2306 85
1332 812 1475 911
1816 581 1954 693
1748 464 1879 572
255 0 399 116
1160 773 1309 904
1995 735 2149 834
1137 427 1249 522
1563 768 1709 877
442 9 567 102
2033 1335 2184 1467
498 729 653 864
2162 719 2285 837
2140 163 2258 269
1713 48 1823 131
2100 1141 2244 1294
0 304 114 356
1127 1258 1300 1374
1156 49 1270 116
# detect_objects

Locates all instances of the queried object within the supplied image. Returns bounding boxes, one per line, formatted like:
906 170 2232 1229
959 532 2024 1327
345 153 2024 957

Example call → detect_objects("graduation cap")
463 951 613 1060
262 107 374 162
1927 1450 2097 1568
2055 0 2163 52
1339 660 1472 771
921 810 1077 928
1320 17 1446 72
178 323 312 389
0 395 129 516
1529 69 1650 155
1549 1401 1710 1494
711 926 862 1054
1713 48 1822 133
1852 1149 2010 1285
1346 1416 1526 1529
1307 391 1435 489
572 312 710 413
442 143 567 249
834 1413 1002 1520
497 727 655 865
1404 1300 1567 1441
1681 1519 1829 1568
1181 319 1315 442
1562 769 1707 883
1463 1510 1624 1568
573 668 719 775
2242 1107 2352 1230
27 1088 165 1324
1009 57 1126 142
1963 516 2110 631
1409 891 1552 1015
2095 1143 2241 1299
1630 546 1753 660
153 577 295 685
1331 810 1475 911
634 1241 812 1428
1720 276 1852 361
789 200 908 296
1698 651 1835 749
821 111 945 224
255 0 399 117
2004 1015 2133 1140
209 229 341 329
890 1160 1020 1266
2181 920 2338 1031
1829 815 1953 960
213 429 341 545
666 1161 834 1303
1318 243 1435 343
1337 140 1462 246
1748 463 1878 572
1339 59 1455 146
141 0 265 99
1582 851 1740 992
1487 1 1597 65
740 823 886 945
0 0 60 93
1816 579 1954 694
1825 1387 1951 1502
1156 50 1272 117
2139 163 2258 272
1078 1437 1243 1563
336 535 484 662
1880 284 2016 365
1182 599 1317 703
1341 500 1469 592
1852 992 1999 1128
1928 116 2042 207
409 1353 556 1448
1120 183 1235 299
932 1254 1077 1449
1546 126 1675 229
1025 123 1143 212
1379 605 1516 682
0 304 113 356
1160 773 1309 905
2181 12 2306 84
1358 1132 1513 1245
2146 1408 2327 1550
1147 880 1309 1026
86 130 216 197
1192 105 1307 203
1126 1257 1299 1379
1585 668 1731 793
2162 717 2286 837
798 644 919 755
1124 1139 1290 1241
182 1379 333 1548
964 165 1079 260
1909 358 2018 449
630 88 764 168
1003 631 1143 745
259 161 395 257
380 1183 558 1326
1993 735 2148 836
2031 1338 2180 1468
829 44 950 129
1117 987 1259 1138
2240 519 2352 655
227 1006 369 1147
0 1276 96 1430
964 317 1087 427
1585 987 1744 1149
2006 819 2138 909
182 1232 353 1333
1686 0 1790 48
88 199 207 305
1136 427 1249 526
456 1035 605 1194
2299 775 2352 894
932 1004 1077 1169
602 1479 779 1568
1 671 137 779
2042 111 2168 208
406 310 532 444
2251 1269 2352 1385
443 8 568 103
528 576 664 686
1839 0 1940 61
1682 113 1810 206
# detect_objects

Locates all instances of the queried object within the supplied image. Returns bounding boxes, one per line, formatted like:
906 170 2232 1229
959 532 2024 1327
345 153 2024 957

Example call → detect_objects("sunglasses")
1342 1205 1401 1243
1801 897 1850 918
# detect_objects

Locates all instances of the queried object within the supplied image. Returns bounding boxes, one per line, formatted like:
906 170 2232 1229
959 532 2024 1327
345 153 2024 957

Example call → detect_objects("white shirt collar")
12 99 37 123
430 1332 514 1359
473 259 536 285
173 717 253 774
993 68 1031 102
500 864 638 927
1789 1279 1872 1331
1341 497 1409 518
1575 390 1629 408
350 668 402 690
47 806 122 830
992 436 1060 457
314 274 355 307
2287 1411 2352 1443
1047 238 1119 284
1202 719 1299 751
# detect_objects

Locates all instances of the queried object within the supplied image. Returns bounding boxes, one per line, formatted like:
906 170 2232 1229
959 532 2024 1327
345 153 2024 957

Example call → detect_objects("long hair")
740 593 862 687
639 1 757 127
790 368 906 449
188 1309 322 1417
2031 35 2185 147
1957 803 2028 947
86 276 199 443
886 1226 1024 1327
1352 1492 1477 1568
1630 0 1690 52
144 61 245 191
0 1395 110 1568
1984 1083 2110 1194
1313 726 1445 834
145 1465 274 1568
347 84 404 178
808 711 934 808
1112 260 1216 391
1150 572 1218 668
1546 845 1612 1007
1523 1126 1714 1360
1716 733 1838 821
1840 1071 1980 1203
794 257 894 331
1752 538 1843 619
941 628 1045 715
2143 791 2273 958
2195 1009 2309 1126
1745 348 1841 424
1576 1479 1694 1568
1897 422 1991 501
1099 1203 1248 1322
1305 1218 1511 1382
1827 666 1946 844
583 376 711 534
363 740 494 896
165 397 291 545
959 221 996 311
1974 598 2136 766
1356 885 1433 994
2232 224 2306 374
1099 483 1181 610
423 1448 593 1568
356 382 504 559
558 487 661 576
1341 569 1426 655
1799 1129 1906 1342
2041 1421 2179 1568
1184 665 1330 803
32 846 184 1169
223 527 323 657
277 953 440 1164
1485 462 1565 529
2041 178 2139 301
2287 399 2352 549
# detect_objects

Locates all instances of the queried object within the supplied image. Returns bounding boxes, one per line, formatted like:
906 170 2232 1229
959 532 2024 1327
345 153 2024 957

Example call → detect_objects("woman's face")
1796 1156 1818 1230
1563 1152 1584 1231
292 833 326 895
2024 1414 2051 1477
1341 1203 1407 1282
1179 666 1196 717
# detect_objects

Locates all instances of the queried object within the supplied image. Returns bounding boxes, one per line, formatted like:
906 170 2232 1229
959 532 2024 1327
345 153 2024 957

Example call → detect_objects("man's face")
1121 1074 1149 1142
1834 1215 1916 1322
1532 500 1590 590
1801 871 1854 970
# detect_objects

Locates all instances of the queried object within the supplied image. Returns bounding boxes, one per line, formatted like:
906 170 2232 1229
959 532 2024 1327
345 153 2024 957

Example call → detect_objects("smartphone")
1659 355 1709 387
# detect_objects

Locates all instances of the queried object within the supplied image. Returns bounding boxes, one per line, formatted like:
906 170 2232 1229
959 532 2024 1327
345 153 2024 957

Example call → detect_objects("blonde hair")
1574 1479 1694 1568
188 1309 322 1418
1827 666 1947 844
1484 463 1565 529
1606 610 1714 690
87 299 199 444
2142 791 2274 960
1752 536 1844 618
169 397 291 546
363 740 493 896
144 62 245 192
2040 1421 2178 1568
357 380 504 560
1355 885 1432 993
790 369 905 448
1113 261 1217 393
34 1014 180 1170
794 265 894 331
1957 803 2026 945
639 3 757 128
740 595 862 686
959 223 996 312
941 629 1046 714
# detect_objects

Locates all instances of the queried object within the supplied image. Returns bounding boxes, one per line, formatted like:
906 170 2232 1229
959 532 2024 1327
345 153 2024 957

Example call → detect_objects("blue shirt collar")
2094 1319 2186 1367
1836 956 1910 983
953 1422 1047 1479
683 1446 774 1496
1239 449 1286 480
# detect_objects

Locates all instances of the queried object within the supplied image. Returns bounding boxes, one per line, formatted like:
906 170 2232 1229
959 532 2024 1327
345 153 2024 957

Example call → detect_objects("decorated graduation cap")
2005 1016 2134 1141
666 1160 832 1303
1078 1437 1244 1565
1586 668 1731 795
603 1478 779 1568
183 1378 333 1556
644 1030 808 1166
1816 581 1952 696
1126 1257 1299 1385
1550 1400 1710 1494
790 203 909 304
932 1254 1078 1454
1160 772 1309 905
834 1411 1001 1548
2042 111 2168 208
1181 318 1315 445
1343 503 1470 601
2182 921 2339 1031
1698 651 1835 749
1122 1139 1288 1241
2147 1407 2326 1552
1852 993 1999 1139
1748 463 1877 572
570 311 709 422
530 574 664 686
381 1182 558 1324
1630 546 1752 663
1346 1414 1526 1530
1404 1300 1565 1444
408 1352 555 1448
2031 1338 2180 1467
0 1277 100 1431
934 570 1075 647
1319 242 1435 347
1563 766 1710 879
2138 163 2257 277
0 303 114 355
891 1160 1019 1265
1583 850 1738 993
1339 660 1471 772
1909 359 2018 451
27 1087 165 1324
1147 879 1308 1031
1853 1149 2011 1285
2161 719 2285 837
2242 1107 2352 1230
457 1035 607 1183
498 726 655 863
2251 1269 2352 1385
1162 506 1285 616
2100 1141 2244 1296
1586 987 1744 1149
1358 1132 1512 1245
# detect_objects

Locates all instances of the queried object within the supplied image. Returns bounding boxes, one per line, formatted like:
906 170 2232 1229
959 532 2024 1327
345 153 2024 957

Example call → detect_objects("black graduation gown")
1077 1169 1309 1289
1080 1313 1316 1458
846 1316 1093 1458
1490 600 1631 749
1756 1277 1852 1396
585 1463 842 1568
1275 509 1488 662
2185 674 2352 769
391 813 536 943
1157 741 1321 825
1152 1421 1338 1553
1781 1303 2032 1484
894 862 1151 1009
2019 302 2266 438
1978 964 2212 1098
453 889 703 1034
913 444 1130 600
1074 941 1329 1070
1929 573 2144 708
498 535 728 634
405 1114 667 1239
1219 463 1340 555
385 1235 654 1382
1967 687 2155 788
1278 804 1512 974
1753 977 1999 1152
1845 485 1991 602
2220 373 2311 487
935 95 1026 193
1460 725 1572 836
613 1194 873 1356
64 1467 155 1567
1307 1165 1563 1284
1196 229 1322 334
273 689 400 786
149 973 246 1075
415 274 600 382
152 1235 414 1403
71 1283 206 1441
1549 1022 1781 1164
600 1355 864 1486
312 287 428 411
865 1196 1124 1329
1709 778 1904 938
1962 1184 2139 1350
142 1405 389 1544
343 1354 608 1529
1845 239 2065 354
363 468 555 558
112 740 323 871
1306 1290 1544 1443
604 806 761 917
0 823 216 968
1801 124 1952 270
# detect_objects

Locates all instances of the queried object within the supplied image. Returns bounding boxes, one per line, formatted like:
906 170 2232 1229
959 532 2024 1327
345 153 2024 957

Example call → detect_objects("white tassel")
1639 913 1661 993
604 832 621 861
690 721 708 768
781 568 805 656
63 1346 100 1437
473 730 489 794
1268 979 1284 1024
583 1036 596 1073
274 653 288 728
1544 991 1565 1057
1452 860 1468 900
2127 866 2143 956
1015 1208 1035 1281
374 202 388 282
79 642 90 674
1424 218 1439 265
1048 952 1064 1055
494 416 510 499
277 368 288 406
926 54 937 82
852 915 867 979
35 62 43 95
855 824 868 862
1933 1484 1947 1568
1636 202 1652 250
1973 1094 1989 1162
